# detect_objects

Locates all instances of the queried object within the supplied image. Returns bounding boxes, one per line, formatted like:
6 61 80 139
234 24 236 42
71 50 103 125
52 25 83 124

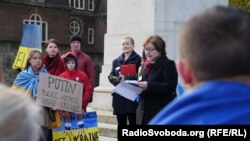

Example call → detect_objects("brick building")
0 0 107 86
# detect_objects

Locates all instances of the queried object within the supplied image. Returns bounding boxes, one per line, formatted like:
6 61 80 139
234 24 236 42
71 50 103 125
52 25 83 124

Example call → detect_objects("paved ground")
100 136 117 141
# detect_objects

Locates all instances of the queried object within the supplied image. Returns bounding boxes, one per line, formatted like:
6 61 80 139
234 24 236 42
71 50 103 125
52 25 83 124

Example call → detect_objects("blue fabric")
135 95 141 103
176 83 184 96
13 66 47 98
20 24 41 49
149 81 250 125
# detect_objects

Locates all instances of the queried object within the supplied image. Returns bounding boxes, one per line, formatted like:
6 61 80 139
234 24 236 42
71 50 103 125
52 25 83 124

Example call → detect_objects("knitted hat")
70 35 82 44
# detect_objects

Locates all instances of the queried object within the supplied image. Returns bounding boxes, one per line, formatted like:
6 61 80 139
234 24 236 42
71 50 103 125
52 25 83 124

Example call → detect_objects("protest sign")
36 73 83 113
53 111 99 141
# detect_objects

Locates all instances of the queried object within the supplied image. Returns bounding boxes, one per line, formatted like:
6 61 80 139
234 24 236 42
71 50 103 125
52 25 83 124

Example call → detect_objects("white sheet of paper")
114 81 143 101
124 80 139 85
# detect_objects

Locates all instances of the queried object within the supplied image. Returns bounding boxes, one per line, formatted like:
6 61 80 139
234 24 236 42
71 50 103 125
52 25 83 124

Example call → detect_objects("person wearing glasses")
136 35 178 125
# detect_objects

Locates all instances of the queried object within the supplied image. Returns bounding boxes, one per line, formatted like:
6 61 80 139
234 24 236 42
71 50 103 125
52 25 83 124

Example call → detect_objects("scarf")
144 56 159 74
144 59 152 74
12 66 47 98
43 54 64 76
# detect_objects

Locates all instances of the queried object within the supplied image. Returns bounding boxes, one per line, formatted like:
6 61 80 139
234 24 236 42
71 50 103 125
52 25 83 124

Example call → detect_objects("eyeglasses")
144 48 156 52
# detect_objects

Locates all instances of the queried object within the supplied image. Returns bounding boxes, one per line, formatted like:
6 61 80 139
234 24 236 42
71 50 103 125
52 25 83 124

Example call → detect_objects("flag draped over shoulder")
12 24 42 70
149 81 250 124
12 66 47 98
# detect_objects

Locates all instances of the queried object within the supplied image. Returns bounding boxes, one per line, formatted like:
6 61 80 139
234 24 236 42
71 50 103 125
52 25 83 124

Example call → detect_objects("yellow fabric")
12 46 41 70
12 84 32 96
49 111 62 129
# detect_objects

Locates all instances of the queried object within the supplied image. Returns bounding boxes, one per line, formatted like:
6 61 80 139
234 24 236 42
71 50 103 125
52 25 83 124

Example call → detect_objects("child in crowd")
59 52 92 129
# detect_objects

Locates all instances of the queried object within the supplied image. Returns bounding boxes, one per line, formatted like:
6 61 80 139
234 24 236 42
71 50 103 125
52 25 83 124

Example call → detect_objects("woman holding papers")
136 35 178 125
108 36 141 125
12 50 49 139
43 38 65 76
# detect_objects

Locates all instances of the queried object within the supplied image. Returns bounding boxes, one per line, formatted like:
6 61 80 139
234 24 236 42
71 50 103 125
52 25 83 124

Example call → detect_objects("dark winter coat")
136 55 178 124
108 50 141 115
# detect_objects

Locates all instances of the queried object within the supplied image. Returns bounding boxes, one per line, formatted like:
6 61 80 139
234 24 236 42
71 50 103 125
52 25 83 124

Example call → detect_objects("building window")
88 0 94 11
30 0 44 2
69 20 81 35
88 28 94 44
69 0 85 10
23 14 48 42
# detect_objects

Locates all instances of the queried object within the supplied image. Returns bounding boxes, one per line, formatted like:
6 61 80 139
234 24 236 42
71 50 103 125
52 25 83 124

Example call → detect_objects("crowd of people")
0 5 250 141
3 35 95 141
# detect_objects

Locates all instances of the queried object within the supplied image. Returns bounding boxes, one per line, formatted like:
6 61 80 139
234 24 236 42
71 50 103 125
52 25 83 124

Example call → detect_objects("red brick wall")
0 2 106 53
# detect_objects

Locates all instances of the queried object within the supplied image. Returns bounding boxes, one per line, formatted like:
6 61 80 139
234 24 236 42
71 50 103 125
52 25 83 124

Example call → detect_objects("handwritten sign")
36 73 83 113
52 111 99 141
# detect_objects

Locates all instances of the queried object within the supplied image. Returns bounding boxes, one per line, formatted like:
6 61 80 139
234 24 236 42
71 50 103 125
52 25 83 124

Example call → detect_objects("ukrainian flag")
12 24 42 70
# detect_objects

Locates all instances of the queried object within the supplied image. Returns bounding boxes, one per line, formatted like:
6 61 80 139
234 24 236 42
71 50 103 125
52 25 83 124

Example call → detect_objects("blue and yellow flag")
12 24 41 70
53 111 99 141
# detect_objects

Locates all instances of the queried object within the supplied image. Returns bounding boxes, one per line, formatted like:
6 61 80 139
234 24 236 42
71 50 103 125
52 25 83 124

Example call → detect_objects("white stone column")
155 0 228 60
91 0 157 111
91 0 227 111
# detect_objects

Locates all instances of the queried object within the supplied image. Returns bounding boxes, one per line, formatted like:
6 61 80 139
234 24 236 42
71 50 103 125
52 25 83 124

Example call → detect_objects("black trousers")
116 113 136 125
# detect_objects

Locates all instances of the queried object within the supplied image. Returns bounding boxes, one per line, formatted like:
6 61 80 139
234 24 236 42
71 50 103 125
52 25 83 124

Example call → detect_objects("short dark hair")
143 35 166 55
180 6 250 81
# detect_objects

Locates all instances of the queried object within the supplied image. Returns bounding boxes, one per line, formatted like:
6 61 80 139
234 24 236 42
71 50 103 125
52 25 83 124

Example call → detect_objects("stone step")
98 122 117 138
90 86 114 111
100 136 117 141
96 110 117 124
87 107 117 138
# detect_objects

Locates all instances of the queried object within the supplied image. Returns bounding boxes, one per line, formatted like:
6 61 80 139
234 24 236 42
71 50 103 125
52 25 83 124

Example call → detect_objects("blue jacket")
149 81 250 125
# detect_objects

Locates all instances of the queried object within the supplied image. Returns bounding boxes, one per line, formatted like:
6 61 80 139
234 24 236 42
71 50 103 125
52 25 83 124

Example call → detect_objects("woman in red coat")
43 39 65 139
43 38 65 76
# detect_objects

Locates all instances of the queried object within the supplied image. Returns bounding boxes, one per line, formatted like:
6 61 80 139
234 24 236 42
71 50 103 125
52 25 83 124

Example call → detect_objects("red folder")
120 64 136 76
